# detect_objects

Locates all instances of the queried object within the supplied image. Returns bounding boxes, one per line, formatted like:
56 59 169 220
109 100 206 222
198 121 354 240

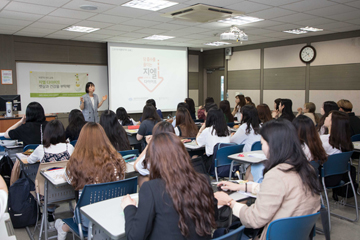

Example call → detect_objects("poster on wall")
1 69 13 84
29 71 88 97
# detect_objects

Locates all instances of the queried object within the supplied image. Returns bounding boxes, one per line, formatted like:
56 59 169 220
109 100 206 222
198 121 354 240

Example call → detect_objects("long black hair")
66 109 86 141
25 102 46 123
185 98 195 117
261 119 322 195
205 109 230 137
317 101 339 133
43 120 67 148
240 105 260 135
328 110 353 152
279 99 295 121
116 107 132 126
100 110 131 151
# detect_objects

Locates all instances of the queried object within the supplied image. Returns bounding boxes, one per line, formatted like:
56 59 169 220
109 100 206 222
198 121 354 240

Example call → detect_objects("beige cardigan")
233 163 320 240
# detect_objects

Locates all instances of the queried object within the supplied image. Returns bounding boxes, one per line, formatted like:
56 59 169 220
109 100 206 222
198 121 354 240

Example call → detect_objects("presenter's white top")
197 126 231 156
230 124 261 152
320 134 342 155
27 143 74 164
90 97 94 108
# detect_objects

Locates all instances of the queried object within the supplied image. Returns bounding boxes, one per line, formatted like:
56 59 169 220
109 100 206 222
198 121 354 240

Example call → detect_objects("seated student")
27 120 74 164
278 98 295 122
198 97 214 120
116 107 137 126
316 101 339 135
219 100 234 123
4 102 47 146
271 98 282 119
100 110 131 151
145 99 163 119
215 119 321 240
170 102 189 127
134 121 174 186
257 104 272 124
230 105 261 152
296 102 318 125
65 109 86 142
174 107 198 138
245 96 255 107
55 122 126 240
0 176 8 221
137 105 161 142
121 132 216 240
337 99 360 136
292 115 327 163
197 108 231 170
232 94 246 121
321 111 353 186
185 97 196 120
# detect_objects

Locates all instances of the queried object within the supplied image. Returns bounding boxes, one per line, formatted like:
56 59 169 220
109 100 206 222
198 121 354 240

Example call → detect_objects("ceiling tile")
272 13 317 23
49 8 97 19
245 28 277 35
106 24 143 32
345 1 360 8
316 21 359 29
16 27 57 34
0 24 23 31
251 7 297 19
134 28 167 34
87 0 130 6
249 0 301 6
103 6 149 18
106 36 137 42
226 1 272 13
94 28 125 35
62 0 116 13
121 19 162 27
14 31 49 37
0 17 31 26
178 0 242 8
28 22 69 30
295 17 336 27
268 23 303 31
13 0 71 8
139 12 174 22
242 20 283 28
150 22 186 30
332 25 360 32
307 4 357 17
87 14 128 24
37 16 80 25
75 20 114 28
0 10 43 21
0 29 18 34
46 30 87 37
157 3 191 13
168 19 201 27
331 0 356 3
0 0 9 10
281 0 337 12
5 1 56 15
120 32 148 38
329 11 360 21
346 18 360 25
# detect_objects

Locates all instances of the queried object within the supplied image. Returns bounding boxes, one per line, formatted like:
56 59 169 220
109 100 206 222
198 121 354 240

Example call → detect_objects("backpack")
0 154 14 188
8 176 37 228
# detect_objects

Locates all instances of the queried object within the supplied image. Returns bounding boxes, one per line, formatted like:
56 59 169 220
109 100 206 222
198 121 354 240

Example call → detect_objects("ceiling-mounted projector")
220 26 248 42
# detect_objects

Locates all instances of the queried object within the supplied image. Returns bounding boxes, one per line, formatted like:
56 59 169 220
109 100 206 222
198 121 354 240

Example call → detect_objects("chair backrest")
214 144 244 167
309 160 320 177
70 140 77 147
351 134 360 142
266 212 320 240
74 177 138 223
321 151 354 178
227 122 235 128
118 149 140 157
23 144 40 152
251 141 262 151
194 119 204 123
213 225 245 240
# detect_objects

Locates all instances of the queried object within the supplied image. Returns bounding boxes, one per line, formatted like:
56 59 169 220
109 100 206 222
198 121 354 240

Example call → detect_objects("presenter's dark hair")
116 107 132 126
261 118 322 195
26 102 46 123
219 100 234 122
205 108 230 137
185 98 195 116
316 101 339 133
146 99 157 109
142 105 161 123
66 109 86 141
85 82 95 93
43 120 67 148
100 110 130 151
240 105 260 135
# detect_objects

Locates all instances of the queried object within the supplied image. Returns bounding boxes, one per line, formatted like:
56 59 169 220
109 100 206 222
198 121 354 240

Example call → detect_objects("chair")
251 141 262 151
310 160 320 178
62 177 138 240
194 119 204 123
23 144 40 152
320 151 358 230
350 134 360 190
119 149 140 162
227 122 235 128
213 225 245 240
70 140 77 147
266 212 320 240
213 144 244 182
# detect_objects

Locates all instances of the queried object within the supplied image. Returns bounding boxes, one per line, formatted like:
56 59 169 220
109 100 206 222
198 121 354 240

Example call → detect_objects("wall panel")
264 67 306 90
263 90 305 111
228 70 260 89
228 49 260 71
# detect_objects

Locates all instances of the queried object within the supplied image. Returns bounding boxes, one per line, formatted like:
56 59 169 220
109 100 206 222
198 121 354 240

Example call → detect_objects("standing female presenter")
80 82 107 123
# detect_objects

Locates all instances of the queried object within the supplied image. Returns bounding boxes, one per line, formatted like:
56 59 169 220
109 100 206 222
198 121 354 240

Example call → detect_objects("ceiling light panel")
204 41 231 46
63 26 100 33
122 0 178 11
218 15 264 25
299 26 323 32
283 29 307 34
144 35 174 40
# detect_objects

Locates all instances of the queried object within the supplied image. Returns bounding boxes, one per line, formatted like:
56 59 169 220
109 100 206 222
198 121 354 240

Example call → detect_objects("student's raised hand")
121 194 136 210
102 95 108 101
217 181 241 191
297 107 302 113
214 191 232 206
271 110 279 118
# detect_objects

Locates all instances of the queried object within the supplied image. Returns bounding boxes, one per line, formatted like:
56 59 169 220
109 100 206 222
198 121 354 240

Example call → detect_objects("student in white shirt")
0 176 8 221
316 101 339 135
232 94 246 121
27 120 74 164
116 107 138 126
292 115 327 164
197 108 231 170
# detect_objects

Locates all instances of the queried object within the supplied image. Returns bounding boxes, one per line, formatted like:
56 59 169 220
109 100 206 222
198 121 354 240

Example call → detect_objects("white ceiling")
0 0 359 50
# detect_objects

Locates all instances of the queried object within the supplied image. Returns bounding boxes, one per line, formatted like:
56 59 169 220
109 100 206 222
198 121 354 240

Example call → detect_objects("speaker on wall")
225 47 232 56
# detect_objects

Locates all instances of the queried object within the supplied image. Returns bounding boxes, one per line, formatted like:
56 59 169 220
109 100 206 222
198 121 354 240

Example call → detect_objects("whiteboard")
16 62 108 114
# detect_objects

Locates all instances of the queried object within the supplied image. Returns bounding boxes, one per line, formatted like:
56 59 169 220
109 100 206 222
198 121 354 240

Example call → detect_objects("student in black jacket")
121 132 217 240
337 99 360 136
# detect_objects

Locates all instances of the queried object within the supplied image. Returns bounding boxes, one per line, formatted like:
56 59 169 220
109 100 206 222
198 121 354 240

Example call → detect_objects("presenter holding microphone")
80 82 107 123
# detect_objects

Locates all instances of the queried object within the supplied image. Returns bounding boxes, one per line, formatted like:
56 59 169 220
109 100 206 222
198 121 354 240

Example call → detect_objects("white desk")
353 141 360 151
184 140 205 150
126 162 135 173
0 213 16 240
228 150 267 164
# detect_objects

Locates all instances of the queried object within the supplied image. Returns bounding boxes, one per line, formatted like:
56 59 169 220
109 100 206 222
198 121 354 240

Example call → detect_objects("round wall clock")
300 45 316 63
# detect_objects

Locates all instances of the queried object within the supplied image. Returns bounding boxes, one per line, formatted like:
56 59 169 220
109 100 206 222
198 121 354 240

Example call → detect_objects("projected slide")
108 43 188 113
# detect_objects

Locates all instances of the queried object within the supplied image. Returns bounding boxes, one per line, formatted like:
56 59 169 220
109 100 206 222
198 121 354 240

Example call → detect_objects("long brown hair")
66 122 126 190
257 104 272 124
235 94 246 110
175 107 198 137
329 110 353 152
292 115 327 164
147 133 216 237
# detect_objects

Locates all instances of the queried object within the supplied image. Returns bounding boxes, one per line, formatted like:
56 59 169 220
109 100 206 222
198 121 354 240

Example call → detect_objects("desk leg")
88 220 93 240
44 180 48 240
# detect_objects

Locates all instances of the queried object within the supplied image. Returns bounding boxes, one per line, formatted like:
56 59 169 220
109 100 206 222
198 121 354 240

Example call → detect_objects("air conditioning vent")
162 4 244 23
